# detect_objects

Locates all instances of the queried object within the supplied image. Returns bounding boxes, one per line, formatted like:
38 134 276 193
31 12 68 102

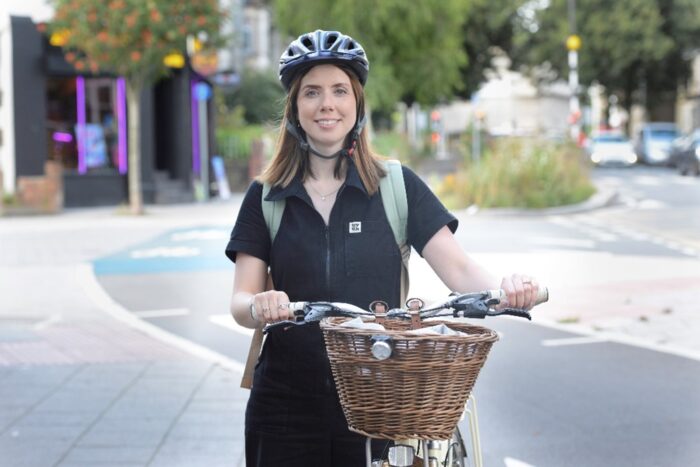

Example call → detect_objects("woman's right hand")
250 290 292 324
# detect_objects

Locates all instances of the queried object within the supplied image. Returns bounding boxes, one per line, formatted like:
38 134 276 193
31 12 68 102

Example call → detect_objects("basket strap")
240 274 273 389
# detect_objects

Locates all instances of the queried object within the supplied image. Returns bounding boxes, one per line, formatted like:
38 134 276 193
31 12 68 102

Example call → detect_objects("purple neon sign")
76 76 87 174
52 132 73 143
191 79 201 175
116 78 127 174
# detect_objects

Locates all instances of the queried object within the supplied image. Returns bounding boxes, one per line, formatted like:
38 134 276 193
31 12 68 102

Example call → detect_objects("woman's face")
296 64 357 155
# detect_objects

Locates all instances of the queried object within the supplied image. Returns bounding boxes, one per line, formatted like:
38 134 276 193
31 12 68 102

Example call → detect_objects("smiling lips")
316 119 341 128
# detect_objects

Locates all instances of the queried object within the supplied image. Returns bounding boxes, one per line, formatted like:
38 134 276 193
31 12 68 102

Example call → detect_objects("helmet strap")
285 114 367 160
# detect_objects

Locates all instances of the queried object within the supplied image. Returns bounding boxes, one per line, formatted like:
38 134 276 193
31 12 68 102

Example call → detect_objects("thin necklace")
306 182 340 201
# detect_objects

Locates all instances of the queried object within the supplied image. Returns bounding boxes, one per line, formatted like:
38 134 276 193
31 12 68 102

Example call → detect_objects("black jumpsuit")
226 161 457 466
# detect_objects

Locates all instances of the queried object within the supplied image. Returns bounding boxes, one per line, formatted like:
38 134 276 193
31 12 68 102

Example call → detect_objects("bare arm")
421 226 539 309
230 252 291 328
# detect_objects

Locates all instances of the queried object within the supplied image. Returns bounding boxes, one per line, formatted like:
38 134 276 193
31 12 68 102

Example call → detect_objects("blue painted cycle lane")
93 226 233 276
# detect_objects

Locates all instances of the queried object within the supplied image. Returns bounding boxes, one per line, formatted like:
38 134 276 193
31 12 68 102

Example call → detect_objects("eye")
303 88 319 97
334 87 349 96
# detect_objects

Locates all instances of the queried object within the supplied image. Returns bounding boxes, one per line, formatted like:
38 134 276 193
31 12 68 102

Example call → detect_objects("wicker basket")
320 316 499 440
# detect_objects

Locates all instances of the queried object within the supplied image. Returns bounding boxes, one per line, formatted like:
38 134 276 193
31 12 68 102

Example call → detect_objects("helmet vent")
301 36 314 49
325 33 338 48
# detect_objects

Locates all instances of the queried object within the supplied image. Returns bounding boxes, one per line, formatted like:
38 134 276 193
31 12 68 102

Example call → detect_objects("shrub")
222 70 285 125
434 137 595 210
216 124 270 162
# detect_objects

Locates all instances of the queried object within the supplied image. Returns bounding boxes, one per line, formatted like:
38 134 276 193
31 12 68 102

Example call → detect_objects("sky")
2 0 54 22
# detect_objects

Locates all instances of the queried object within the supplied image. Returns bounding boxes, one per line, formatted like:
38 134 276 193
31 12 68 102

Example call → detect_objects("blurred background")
0 0 698 213
1 2 699 467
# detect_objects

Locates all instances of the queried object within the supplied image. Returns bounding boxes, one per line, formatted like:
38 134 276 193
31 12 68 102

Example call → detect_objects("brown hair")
257 65 386 195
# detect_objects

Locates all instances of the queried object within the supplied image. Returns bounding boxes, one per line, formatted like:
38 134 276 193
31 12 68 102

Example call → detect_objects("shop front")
1 15 210 209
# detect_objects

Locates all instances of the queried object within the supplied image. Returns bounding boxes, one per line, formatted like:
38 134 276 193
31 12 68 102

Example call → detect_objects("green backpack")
261 159 410 303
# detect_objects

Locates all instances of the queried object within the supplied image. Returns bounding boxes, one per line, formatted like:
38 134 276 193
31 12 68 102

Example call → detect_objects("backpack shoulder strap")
379 159 410 303
379 159 408 246
261 182 285 243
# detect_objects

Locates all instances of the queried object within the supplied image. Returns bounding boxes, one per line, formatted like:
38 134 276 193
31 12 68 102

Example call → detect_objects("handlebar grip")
286 302 306 312
492 286 549 306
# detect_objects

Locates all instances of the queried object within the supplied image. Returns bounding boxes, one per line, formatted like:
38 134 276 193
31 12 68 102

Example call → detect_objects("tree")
458 0 521 99
271 0 470 111
49 0 223 214
224 69 286 124
514 0 700 124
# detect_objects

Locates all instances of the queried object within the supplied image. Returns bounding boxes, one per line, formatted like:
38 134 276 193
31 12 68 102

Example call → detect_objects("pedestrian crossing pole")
567 0 581 144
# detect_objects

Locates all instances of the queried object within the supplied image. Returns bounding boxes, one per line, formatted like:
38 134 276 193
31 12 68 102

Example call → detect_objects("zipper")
324 225 331 300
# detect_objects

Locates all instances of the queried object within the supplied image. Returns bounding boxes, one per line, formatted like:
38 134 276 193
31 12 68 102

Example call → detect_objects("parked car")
635 122 679 165
675 130 700 176
587 133 638 166
668 134 689 168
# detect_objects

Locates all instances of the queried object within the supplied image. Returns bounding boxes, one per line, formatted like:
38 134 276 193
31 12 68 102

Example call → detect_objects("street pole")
567 0 581 143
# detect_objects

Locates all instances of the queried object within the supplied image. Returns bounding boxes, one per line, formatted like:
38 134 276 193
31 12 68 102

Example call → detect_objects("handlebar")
261 287 548 331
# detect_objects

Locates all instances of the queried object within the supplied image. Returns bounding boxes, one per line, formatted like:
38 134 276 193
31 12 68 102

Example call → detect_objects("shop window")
46 76 127 174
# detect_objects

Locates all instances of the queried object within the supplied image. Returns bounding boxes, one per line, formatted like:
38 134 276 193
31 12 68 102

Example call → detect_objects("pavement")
1 185 698 467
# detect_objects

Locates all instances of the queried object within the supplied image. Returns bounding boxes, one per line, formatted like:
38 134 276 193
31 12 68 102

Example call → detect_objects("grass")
434 137 596 210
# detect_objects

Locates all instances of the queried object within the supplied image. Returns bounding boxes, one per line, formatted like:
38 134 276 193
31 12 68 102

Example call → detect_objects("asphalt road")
95 164 700 466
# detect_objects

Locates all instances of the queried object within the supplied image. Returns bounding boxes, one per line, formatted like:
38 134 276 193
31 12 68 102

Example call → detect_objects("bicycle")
260 287 549 467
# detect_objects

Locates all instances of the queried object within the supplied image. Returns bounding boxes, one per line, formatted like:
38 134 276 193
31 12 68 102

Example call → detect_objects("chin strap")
286 115 367 159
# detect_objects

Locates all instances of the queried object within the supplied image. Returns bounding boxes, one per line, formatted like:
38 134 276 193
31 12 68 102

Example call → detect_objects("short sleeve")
403 166 458 256
225 181 271 263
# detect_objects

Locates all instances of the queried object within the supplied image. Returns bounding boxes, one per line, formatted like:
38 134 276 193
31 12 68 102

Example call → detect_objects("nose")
320 92 335 111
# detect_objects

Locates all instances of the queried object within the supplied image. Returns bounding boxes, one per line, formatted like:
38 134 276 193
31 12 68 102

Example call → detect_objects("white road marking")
636 199 666 210
133 308 190 319
530 237 596 249
130 246 200 259
541 336 608 347
33 314 63 330
209 314 254 336
170 229 228 241
504 456 537 467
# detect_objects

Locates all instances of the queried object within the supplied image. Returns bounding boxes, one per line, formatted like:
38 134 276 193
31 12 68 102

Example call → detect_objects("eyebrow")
301 82 351 90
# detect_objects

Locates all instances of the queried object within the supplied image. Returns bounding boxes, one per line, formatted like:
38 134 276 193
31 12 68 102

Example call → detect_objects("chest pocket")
344 220 399 278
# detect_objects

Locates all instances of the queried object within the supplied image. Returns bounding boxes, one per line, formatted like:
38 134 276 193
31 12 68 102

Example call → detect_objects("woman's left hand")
499 273 540 310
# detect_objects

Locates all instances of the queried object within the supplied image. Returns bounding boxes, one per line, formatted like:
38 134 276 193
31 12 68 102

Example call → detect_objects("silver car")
588 134 638 166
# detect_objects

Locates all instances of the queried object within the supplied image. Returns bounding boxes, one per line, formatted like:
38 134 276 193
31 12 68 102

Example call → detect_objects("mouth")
316 119 341 128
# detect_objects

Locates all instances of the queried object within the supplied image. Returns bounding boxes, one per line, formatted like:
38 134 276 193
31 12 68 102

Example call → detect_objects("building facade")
0 14 213 209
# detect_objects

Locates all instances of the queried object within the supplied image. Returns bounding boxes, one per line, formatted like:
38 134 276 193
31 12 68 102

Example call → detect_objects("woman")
226 30 540 466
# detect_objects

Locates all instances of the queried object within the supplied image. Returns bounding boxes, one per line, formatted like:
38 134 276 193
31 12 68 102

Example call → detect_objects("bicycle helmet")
279 30 369 91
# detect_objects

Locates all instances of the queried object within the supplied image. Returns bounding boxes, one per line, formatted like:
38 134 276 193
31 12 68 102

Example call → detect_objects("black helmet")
279 30 369 91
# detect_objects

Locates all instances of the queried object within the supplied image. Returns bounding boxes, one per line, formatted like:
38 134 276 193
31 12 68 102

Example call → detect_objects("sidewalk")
0 199 249 467
1 188 698 466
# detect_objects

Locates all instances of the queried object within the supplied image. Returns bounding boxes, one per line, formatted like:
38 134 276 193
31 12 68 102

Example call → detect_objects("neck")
308 154 344 180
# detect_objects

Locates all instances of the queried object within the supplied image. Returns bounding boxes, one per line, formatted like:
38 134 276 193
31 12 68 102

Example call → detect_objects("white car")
588 134 638 166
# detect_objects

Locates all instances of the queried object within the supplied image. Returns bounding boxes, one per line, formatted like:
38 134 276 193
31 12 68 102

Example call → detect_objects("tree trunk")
126 79 144 215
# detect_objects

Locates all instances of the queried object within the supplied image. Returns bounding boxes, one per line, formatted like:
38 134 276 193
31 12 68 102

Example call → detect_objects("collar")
264 158 369 202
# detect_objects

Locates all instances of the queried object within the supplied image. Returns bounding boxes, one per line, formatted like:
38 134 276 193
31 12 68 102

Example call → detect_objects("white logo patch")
349 222 362 233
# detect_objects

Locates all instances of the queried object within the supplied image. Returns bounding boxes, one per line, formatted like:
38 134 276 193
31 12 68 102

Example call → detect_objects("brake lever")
487 307 532 320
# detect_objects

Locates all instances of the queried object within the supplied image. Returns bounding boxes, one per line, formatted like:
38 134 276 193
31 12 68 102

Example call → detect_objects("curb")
76 262 246 374
457 188 619 218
